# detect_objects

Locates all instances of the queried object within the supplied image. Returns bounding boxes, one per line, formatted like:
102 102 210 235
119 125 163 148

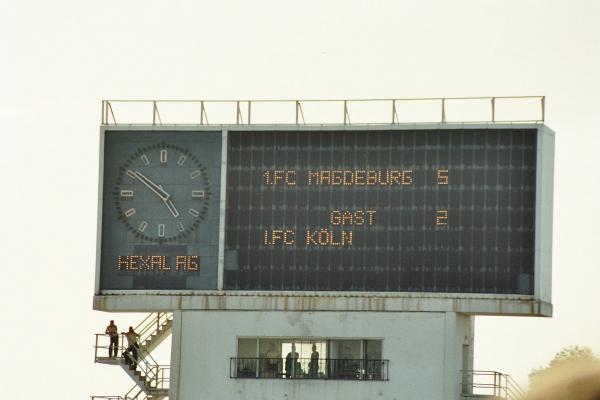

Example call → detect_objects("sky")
2 0 600 398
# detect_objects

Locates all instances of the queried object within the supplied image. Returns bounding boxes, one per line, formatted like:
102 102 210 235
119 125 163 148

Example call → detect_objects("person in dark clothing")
105 320 118 358
285 344 301 378
308 344 320 377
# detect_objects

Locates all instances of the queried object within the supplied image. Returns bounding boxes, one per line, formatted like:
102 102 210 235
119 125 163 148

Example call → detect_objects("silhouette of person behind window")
309 344 319 378
285 344 300 378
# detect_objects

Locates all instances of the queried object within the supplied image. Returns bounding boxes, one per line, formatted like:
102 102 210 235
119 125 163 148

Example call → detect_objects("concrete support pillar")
168 310 184 400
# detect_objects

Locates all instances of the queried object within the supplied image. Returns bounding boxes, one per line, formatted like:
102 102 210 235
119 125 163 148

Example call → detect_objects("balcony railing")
461 370 526 400
101 96 545 126
230 357 389 381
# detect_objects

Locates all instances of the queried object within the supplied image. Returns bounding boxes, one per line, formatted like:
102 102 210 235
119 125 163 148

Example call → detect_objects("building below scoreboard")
168 310 474 400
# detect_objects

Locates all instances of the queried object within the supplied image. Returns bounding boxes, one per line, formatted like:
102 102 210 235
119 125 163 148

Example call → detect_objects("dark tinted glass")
225 129 536 294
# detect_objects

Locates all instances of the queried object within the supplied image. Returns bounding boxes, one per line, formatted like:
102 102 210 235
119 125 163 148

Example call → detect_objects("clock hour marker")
138 221 148 232
190 170 201 179
125 208 136 217
177 155 186 166
141 154 150 166
160 149 168 165
189 208 200 217
192 190 205 198
177 222 185 232
120 190 134 198
126 170 136 179
158 224 165 237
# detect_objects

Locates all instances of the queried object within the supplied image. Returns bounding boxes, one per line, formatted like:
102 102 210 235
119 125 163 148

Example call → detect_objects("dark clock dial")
113 142 211 242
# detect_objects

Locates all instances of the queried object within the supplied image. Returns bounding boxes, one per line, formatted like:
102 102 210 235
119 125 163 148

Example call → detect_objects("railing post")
247 101 252 125
236 101 241 124
152 101 157 126
295 101 300 125
541 96 545 121
200 101 205 125
343 100 349 125
385 360 388 380
392 99 397 124
491 97 496 122
101 101 105 125
360 359 364 380
441 98 446 123
494 372 499 397
107 102 116 125
94 334 98 361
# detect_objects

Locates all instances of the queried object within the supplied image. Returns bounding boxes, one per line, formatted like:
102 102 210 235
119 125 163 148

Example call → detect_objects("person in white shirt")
121 326 140 368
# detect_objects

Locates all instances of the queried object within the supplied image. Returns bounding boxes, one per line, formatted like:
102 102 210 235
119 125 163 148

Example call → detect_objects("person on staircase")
105 320 119 358
122 326 140 368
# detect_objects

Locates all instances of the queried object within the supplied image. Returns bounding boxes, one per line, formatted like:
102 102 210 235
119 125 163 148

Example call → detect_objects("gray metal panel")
95 128 106 295
217 129 228 290
534 125 555 305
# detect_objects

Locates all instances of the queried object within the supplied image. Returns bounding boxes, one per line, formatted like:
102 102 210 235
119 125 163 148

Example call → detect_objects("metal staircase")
93 313 173 400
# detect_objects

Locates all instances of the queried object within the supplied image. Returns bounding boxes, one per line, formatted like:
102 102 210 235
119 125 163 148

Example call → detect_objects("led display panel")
224 129 537 294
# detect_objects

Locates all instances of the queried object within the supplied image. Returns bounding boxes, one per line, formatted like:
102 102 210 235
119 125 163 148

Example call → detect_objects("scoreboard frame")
94 123 554 316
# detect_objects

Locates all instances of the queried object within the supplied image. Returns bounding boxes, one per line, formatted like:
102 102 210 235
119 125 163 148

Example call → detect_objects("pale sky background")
2 1 600 398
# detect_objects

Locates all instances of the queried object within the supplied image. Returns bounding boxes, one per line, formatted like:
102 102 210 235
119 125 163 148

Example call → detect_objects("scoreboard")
225 129 536 294
98 126 551 296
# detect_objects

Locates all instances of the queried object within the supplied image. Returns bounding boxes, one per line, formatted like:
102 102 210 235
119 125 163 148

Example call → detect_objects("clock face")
113 142 211 243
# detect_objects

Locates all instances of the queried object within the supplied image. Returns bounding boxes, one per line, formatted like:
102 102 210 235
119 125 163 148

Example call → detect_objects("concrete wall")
169 311 473 400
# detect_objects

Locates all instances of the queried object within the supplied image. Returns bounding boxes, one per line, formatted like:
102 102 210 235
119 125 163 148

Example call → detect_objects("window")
232 338 387 380
236 339 258 377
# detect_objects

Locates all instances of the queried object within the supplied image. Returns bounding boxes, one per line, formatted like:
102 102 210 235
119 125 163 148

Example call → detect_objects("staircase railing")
90 397 125 400
133 346 170 390
121 384 149 400
91 382 156 399
93 333 170 390
462 370 526 400
94 313 172 362
91 391 146 400
133 312 173 348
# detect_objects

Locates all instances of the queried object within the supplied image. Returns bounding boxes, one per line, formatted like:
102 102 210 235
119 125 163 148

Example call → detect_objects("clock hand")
164 198 180 218
133 171 180 218
133 171 170 201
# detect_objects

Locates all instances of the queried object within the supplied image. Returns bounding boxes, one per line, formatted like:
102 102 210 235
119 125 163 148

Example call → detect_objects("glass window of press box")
231 338 388 380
